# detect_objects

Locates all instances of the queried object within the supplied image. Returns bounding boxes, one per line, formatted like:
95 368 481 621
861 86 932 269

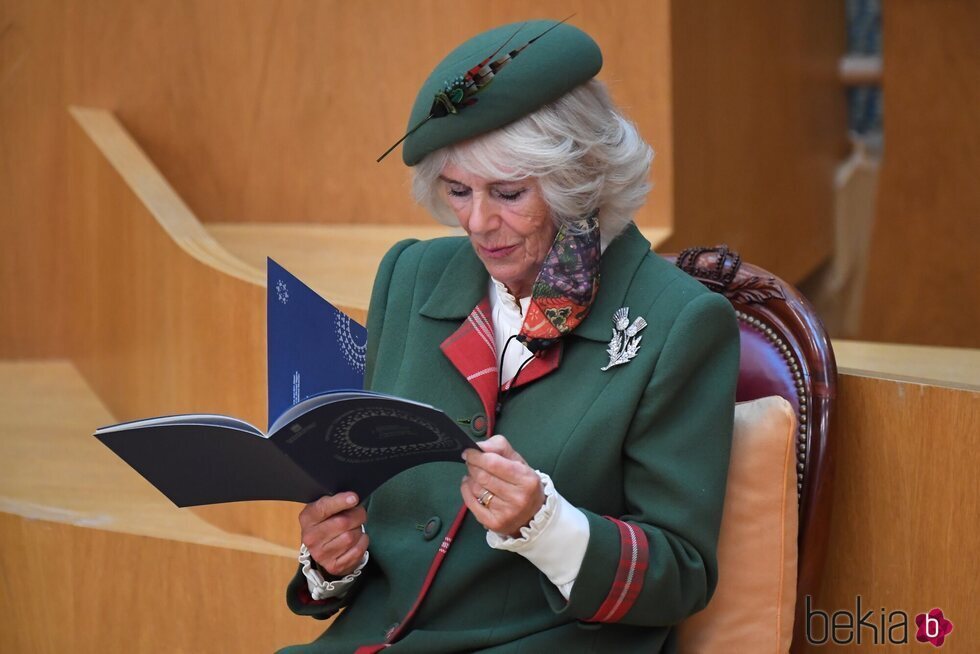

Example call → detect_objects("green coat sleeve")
284 566 355 620
547 291 740 626
284 238 419 620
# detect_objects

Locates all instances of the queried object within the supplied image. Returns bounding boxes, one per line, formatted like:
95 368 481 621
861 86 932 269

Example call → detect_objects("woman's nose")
467 193 498 234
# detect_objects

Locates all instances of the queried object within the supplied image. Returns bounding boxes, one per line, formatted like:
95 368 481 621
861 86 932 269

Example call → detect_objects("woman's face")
439 162 557 298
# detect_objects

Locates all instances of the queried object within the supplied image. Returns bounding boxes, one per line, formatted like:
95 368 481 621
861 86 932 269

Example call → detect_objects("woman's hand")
461 434 545 538
298 492 369 577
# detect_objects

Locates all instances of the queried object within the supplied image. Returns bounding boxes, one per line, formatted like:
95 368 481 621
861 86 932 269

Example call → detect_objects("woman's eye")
494 188 526 201
446 184 470 198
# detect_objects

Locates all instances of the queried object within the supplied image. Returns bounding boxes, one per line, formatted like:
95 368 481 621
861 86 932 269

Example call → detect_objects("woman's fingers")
463 461 512 499
461 471 545 538
306 520 367 575
298 493 368 573
476 434 527 464
464 448 529 488
299 492 360 531
303 504 366 545
322 529 370 577
460 477 490 518
462 473 506 506
461 435 545 536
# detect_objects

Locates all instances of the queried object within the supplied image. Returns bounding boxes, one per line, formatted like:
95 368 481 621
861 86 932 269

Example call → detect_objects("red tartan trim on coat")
354 504 469 652
354 645 389 654
440 298 498 432
585 517 649 623
295 583 331 607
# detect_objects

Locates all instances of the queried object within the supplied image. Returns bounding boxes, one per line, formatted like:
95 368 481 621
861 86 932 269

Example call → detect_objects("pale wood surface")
69 107 263 286
0 360 290 555
800 375 980 652
207 223 672 321
859 0 980 348
834 340 980 390
207 223 461 321
0 513 327 653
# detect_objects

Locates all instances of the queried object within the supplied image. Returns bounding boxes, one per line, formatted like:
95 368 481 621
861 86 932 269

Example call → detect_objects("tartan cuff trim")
585 517 649 623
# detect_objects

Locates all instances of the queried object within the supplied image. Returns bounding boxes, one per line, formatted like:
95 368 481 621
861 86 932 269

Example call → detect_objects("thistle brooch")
601 308 647 371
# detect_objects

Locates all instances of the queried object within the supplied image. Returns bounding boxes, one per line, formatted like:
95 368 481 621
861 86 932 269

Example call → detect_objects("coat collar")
419 224 652 337
419 241 489 320
569 223 653 342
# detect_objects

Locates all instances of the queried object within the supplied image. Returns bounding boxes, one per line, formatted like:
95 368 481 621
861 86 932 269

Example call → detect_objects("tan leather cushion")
677 396 799 653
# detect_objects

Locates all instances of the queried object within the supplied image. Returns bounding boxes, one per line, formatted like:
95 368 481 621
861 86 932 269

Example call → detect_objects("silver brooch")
601 308 647 371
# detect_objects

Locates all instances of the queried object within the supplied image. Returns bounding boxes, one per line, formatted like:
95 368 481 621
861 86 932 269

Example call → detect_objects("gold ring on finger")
478 489 494 509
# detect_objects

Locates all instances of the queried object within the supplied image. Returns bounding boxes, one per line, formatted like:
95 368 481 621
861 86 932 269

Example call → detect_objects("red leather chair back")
666 246 837 652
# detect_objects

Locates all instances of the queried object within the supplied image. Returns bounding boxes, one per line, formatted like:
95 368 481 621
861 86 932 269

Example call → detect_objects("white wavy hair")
411 79 653 247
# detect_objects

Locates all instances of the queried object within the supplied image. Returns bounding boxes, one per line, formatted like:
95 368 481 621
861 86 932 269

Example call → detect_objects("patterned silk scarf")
516 212 601 353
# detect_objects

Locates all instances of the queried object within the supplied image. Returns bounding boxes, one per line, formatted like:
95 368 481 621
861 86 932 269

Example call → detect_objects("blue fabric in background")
267 258 367 429
846 0 882 135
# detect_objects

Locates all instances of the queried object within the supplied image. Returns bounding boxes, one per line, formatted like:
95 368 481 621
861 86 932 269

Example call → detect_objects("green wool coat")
280 224 740 653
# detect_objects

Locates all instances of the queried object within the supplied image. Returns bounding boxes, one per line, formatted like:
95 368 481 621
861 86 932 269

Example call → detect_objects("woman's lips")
478 244 519 259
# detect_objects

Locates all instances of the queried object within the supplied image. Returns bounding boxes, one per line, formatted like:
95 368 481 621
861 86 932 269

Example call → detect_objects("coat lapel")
573 224 654 343
439 298 499 428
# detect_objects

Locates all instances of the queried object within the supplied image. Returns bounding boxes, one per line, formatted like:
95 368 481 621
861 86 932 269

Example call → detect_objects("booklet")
94 259 476 506
95 391 476 506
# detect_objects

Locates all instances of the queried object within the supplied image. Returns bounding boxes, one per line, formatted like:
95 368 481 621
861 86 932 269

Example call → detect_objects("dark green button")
470 413 488 437
423 516 442 541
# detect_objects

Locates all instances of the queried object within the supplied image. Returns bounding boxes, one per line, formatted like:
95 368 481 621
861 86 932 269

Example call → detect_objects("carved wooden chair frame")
667 245 837 651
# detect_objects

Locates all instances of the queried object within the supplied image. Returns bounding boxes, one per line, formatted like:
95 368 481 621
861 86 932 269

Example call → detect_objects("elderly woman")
281 20 738 653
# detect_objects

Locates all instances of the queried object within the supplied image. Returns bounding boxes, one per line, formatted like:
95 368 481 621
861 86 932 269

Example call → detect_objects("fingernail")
346 494 358 505
461 451 468 461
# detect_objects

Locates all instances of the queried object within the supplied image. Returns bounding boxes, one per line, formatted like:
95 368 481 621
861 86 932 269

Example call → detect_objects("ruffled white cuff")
485 471 590 600
298 544 369 600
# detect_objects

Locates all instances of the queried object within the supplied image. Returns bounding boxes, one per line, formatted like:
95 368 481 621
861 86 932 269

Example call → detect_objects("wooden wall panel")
66 109 266 428
65 109 303 546
0 513 327 654
57 0 672 230
799 375 979 652
665 0 847 283
6 0 849 355
859 1 980 348
0 360 324 652
0 0 71 358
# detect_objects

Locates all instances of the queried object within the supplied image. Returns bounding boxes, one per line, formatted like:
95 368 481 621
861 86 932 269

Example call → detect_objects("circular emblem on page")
326 407 457 463
334 313 367 374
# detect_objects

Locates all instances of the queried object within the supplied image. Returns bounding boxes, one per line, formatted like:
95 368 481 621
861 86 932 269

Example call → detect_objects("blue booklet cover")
267 257 368 428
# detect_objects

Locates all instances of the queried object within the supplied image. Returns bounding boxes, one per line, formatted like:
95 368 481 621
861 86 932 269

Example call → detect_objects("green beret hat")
396 19 602 166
